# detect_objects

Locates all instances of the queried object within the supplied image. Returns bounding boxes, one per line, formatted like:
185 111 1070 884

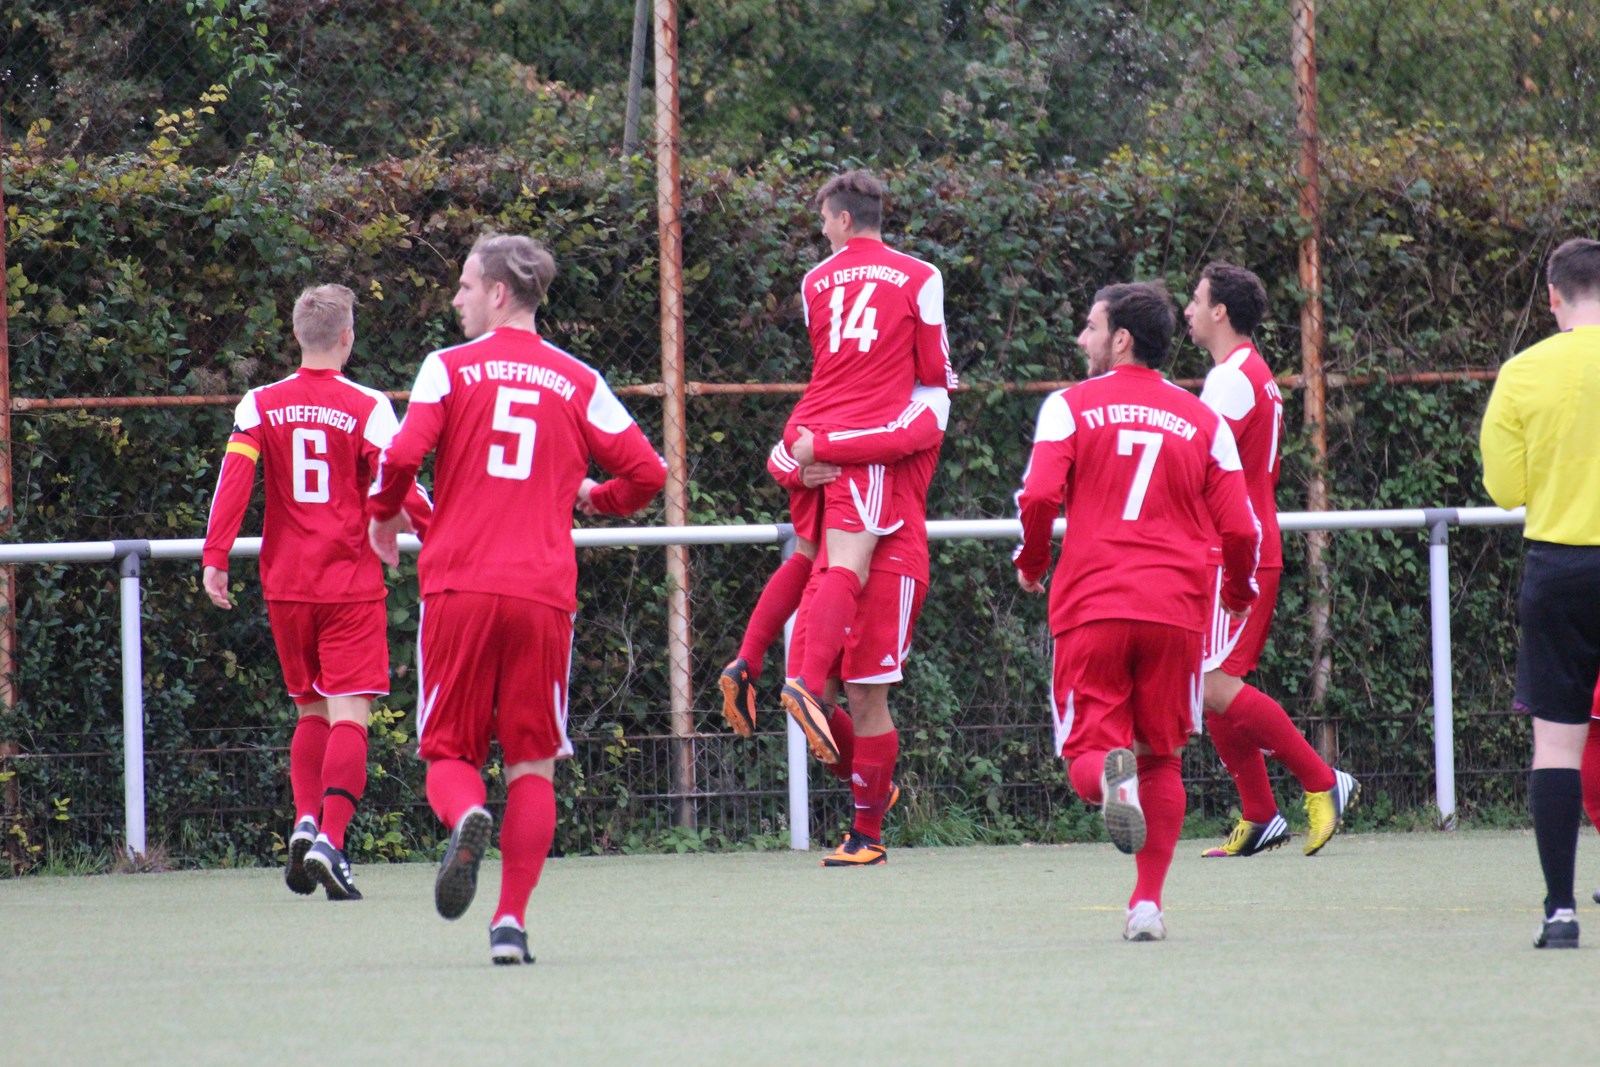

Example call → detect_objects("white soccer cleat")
1123 900 1167 942
1100 748 1146 854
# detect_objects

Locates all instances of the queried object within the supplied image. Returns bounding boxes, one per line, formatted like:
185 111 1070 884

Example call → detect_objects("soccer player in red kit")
1014 282 1259 941
775 386 949 864
203 283 431 902
1184 262 1359 858
367 234 665 966
719 171 954 764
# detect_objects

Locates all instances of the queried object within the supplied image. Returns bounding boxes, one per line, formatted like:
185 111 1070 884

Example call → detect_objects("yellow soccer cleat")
1201 813 1291 858
1303 769 1360 856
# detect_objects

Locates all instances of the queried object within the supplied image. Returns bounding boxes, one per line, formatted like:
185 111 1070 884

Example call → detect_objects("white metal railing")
0 505 1527 855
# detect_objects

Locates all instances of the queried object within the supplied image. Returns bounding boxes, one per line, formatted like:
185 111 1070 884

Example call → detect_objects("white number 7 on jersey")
1116 429 1164 520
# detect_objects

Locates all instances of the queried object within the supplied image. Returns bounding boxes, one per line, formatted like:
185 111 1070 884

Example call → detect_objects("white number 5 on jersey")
488 386 541 480
1116 429 1164 520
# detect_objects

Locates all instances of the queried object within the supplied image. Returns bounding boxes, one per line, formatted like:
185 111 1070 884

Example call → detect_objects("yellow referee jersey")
1480 324 1600 544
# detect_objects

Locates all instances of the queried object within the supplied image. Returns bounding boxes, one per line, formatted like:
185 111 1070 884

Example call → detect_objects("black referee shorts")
1515 541 1600 724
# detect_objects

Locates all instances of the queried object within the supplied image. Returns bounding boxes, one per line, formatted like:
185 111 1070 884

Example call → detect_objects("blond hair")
292 284 356 352
470 233 557 311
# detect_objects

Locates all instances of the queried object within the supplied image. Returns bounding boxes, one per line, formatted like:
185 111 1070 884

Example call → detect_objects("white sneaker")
1123 900 1166 942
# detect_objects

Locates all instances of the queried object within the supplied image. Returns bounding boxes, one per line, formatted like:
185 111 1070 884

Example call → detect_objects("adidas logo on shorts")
879 654 895 667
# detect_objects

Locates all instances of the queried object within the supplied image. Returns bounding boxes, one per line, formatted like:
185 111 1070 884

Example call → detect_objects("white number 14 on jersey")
828 282 880 353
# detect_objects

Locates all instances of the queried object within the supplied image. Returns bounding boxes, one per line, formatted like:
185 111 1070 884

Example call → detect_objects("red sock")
495 774 557 927
289 714 330 823
426 758 487 829
1067 751 1107 805
738 554 813 680
1131 753 1186 910
799 568 862 689
1582 718 1600 832
850 730 900 841
826 705 857 783
1204 708 1278 823
1223 685 1335 794
318 721 369 851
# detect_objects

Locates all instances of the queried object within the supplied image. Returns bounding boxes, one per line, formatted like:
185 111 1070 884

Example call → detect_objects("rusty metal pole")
0 115 18 830
1292 0 1336 759
653 0 695 829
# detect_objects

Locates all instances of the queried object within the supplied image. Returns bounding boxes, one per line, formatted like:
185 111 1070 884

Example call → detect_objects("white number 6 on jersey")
488 386 540 480
1116 429 1164 520
291 428 330 503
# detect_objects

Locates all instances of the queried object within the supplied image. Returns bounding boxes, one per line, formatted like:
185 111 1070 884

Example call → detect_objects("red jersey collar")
1108 363 1165 381
295 367 341 379
487 325 542 340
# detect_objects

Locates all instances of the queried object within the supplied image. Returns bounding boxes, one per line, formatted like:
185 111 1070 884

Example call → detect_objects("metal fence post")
114 540 151 858
1424 509 1459 830
776 532 810 850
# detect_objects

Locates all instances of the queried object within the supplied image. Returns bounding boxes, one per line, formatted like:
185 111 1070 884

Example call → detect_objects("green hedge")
4 121 1597 871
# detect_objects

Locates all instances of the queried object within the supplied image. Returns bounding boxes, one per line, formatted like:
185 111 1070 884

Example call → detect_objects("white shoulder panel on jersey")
1032 389 1075 443
1209 413 1244 471
916 267 946 326
1199 362 1256 421
409 352 453 405
233 389 263 431
910 385 952 430
363 394 402 447
585 373 635 434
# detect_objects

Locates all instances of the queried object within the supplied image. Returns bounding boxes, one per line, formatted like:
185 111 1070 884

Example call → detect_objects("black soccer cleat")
1534 908 1579 949
490 917 535 965
305 835 362 901
285 816 318 896
436 806 494 921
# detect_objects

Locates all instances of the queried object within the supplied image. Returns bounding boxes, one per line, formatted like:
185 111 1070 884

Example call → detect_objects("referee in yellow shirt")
1480 237 1600 950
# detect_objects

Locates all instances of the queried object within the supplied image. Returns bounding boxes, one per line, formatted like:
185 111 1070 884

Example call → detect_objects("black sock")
1529 768 1583 915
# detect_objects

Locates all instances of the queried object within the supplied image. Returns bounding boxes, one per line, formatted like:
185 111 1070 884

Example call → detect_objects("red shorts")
786 569 926 684
416 591 574 766
1050 619 1202 760
786 462 903 540
1201 566 1281 676
266 598 389 706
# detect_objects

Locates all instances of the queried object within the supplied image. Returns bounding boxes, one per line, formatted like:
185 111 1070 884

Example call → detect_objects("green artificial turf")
3 831 1592 1065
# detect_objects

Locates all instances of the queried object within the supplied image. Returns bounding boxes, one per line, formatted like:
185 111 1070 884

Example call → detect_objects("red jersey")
789 237 954 433
204 367 426 602
1013 364 1260 637
770 387 947 583
367 327 666 611
1198 343 1284 568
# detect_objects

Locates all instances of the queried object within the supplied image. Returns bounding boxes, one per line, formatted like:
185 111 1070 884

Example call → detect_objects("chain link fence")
3 1 1599 870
